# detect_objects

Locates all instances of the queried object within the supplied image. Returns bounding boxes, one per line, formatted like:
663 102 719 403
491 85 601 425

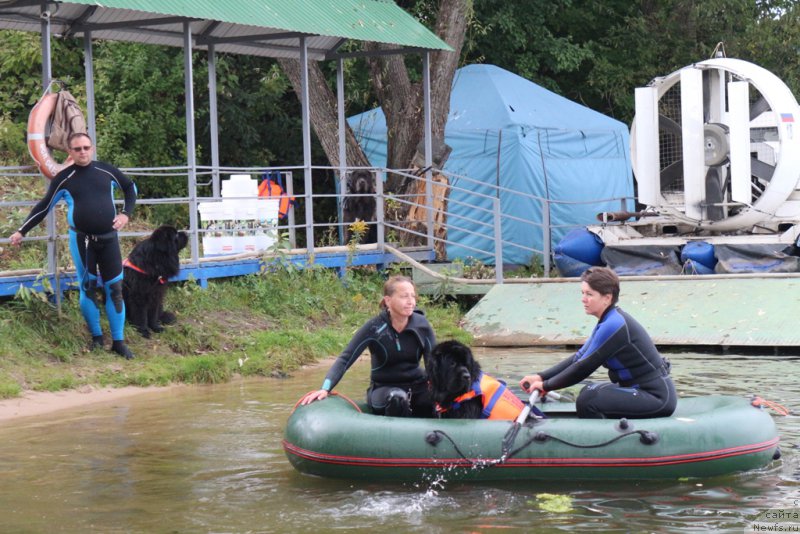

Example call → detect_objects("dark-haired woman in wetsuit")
520 267 676 419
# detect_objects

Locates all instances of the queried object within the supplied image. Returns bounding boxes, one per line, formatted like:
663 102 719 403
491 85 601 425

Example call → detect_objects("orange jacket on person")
258 178 294 219
437 372 525 420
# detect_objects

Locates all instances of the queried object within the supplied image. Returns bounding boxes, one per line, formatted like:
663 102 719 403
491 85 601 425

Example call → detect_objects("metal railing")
0 163 632 285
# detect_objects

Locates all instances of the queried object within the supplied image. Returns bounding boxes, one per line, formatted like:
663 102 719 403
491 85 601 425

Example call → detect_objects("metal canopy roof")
0 0 451 60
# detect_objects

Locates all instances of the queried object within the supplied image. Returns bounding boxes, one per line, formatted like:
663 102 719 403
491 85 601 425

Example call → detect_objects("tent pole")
495 130 502 190
183 22 199 265
495 129 503 275
300 36 314 254
422 51 434 251
537 130 552 277
208 43 220 198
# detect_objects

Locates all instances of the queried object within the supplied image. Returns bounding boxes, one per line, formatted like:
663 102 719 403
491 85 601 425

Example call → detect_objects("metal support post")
300 37 314 254
208 44 220 198
83 31 97 150
336 58 347 245
493 197 503 284
40 3 61 307
542 198 551 276
422 51 434 250
376 170 385 252
183 22 200 263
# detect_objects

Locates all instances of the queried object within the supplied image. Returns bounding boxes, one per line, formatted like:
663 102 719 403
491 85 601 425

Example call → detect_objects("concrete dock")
461 275 800 348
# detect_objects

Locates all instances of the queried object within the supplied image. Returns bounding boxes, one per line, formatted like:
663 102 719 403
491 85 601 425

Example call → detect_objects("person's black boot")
89 335 104 351
111 340 134 360
385 389 411 417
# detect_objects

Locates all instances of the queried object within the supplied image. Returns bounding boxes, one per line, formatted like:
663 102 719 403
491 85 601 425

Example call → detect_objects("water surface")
0 349 797 533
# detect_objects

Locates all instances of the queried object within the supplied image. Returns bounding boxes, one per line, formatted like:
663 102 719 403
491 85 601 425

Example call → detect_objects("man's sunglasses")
70 145 92 152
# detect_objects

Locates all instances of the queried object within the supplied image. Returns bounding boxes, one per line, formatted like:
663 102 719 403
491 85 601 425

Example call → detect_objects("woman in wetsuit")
300 275 436 417
519 267 676 419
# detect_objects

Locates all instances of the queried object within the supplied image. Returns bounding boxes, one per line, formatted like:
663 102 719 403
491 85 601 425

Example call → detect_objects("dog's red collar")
123 258 166 284
453 390 479 403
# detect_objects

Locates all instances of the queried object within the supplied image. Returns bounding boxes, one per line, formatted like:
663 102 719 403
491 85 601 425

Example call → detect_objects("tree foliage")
93 42 187 170
0 30 83 163
1 2 799 198
464 0 800 125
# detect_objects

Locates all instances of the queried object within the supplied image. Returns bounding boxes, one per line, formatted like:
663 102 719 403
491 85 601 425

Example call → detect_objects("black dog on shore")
342 169 377 244
123 225 188 338
426 340 524 420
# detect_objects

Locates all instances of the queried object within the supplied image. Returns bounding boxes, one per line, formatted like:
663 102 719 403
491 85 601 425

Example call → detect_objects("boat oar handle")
515 389 541 424
521 382 561 402
544 391 561 401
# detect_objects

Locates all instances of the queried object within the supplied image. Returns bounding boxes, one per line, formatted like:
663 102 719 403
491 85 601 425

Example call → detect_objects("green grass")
0 267 471 399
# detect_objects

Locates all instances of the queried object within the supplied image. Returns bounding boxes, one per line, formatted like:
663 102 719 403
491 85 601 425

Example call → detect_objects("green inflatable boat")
283 394 780 481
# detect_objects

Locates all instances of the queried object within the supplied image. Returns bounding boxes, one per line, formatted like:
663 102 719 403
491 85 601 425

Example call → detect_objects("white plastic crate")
198 175 279 256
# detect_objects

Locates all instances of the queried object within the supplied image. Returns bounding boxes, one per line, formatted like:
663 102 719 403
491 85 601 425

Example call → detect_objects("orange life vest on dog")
438 372 524 420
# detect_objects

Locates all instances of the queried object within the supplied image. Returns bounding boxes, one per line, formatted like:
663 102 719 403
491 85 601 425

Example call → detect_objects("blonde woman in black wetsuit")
520 267 676 419
300 275 436 417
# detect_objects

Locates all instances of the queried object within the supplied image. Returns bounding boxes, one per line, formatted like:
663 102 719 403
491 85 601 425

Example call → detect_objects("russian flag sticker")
781 113 795 122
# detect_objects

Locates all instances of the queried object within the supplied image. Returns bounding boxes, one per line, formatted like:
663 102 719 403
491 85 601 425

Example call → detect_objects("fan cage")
656 73 778 207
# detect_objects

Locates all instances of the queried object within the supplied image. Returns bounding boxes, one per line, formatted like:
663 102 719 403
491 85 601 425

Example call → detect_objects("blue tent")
348 64 633 266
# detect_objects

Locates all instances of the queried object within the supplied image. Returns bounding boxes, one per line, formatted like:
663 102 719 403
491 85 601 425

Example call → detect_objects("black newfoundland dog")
342 169 377 244
426 340 524 420
123 225 188 338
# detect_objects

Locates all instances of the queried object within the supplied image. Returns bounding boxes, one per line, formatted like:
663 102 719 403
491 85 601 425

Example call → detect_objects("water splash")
317 489 460 526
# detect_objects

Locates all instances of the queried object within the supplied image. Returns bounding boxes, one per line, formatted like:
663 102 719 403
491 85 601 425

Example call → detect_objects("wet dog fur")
342 169 377 244
123 225 188 338
426 340 486 419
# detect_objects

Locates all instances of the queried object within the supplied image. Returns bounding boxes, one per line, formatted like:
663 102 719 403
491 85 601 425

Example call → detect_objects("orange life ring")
27 92 74 179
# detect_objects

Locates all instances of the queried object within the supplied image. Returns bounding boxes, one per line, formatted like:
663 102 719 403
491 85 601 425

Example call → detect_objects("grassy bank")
0 267 470 399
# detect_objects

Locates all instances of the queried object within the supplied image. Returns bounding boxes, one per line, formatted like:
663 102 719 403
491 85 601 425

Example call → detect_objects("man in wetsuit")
9 133 137 359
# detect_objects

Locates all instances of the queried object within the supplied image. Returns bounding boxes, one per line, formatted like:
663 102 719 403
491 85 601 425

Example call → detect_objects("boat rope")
425 427 659 468
424 430 504 468
502 429 659 463
751 396 790 416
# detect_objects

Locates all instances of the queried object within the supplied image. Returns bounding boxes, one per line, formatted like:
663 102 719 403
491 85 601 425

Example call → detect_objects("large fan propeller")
631 57 800 231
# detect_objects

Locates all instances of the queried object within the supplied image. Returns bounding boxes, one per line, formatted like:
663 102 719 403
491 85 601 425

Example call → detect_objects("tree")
737 0 800 97
276 57 371 170
463 0 594 94
277 0 471 193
